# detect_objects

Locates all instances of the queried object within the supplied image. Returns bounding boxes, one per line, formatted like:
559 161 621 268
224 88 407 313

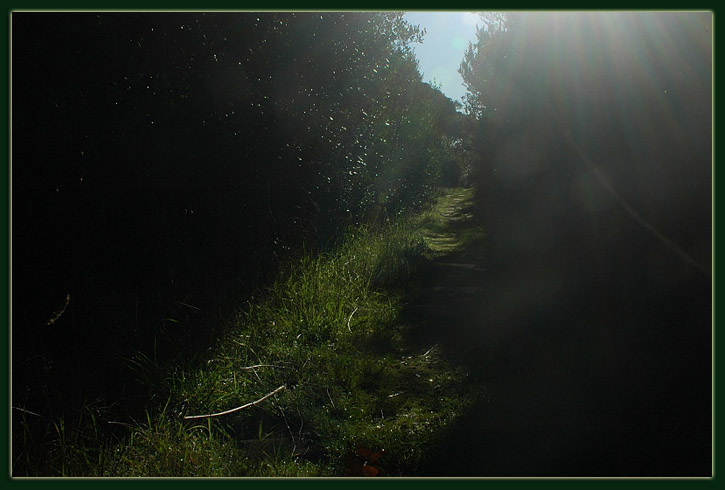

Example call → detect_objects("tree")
458 12 712 475
459 12 711 275
11 11 464 425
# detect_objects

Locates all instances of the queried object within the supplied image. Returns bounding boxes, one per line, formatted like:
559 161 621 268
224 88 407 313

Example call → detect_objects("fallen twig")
423 344 439 357
45 293 70 326
12 406 44 418
239 364 283 370
347 306 359 333
326 387 336 409
183 384 287 420
177 301 201 311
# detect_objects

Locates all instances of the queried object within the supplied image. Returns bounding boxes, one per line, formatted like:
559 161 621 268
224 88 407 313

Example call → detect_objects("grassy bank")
14 189 481 477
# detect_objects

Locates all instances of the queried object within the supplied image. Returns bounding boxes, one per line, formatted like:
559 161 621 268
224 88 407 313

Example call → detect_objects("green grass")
417 187 485 257
13 189 480 477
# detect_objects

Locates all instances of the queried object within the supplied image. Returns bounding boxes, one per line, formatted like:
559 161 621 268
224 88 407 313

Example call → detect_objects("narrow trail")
402 188 711 477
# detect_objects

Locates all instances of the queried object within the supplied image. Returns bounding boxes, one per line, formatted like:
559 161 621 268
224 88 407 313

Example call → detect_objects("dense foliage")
12 12 467 456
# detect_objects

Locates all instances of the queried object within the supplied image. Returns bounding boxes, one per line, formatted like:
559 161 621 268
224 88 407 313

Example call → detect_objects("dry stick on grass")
347 306 359 333
12 406 45 418
183 384 287 420
239 364 283 370
423 344 439 358
45 293 70 326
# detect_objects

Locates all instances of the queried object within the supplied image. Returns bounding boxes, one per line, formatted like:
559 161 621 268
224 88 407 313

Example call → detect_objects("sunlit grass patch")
157 215 473 476
415 187 481 256
15 189 481 477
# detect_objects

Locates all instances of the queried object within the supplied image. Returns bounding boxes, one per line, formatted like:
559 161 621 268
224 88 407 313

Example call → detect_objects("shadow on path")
402 188 711 477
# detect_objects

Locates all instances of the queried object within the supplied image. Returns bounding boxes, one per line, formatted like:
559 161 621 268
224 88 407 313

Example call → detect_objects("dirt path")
403 188 711 477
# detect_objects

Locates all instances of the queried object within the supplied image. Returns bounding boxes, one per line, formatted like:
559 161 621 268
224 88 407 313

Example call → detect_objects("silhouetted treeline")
460 12 711 475
12 12 468 419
